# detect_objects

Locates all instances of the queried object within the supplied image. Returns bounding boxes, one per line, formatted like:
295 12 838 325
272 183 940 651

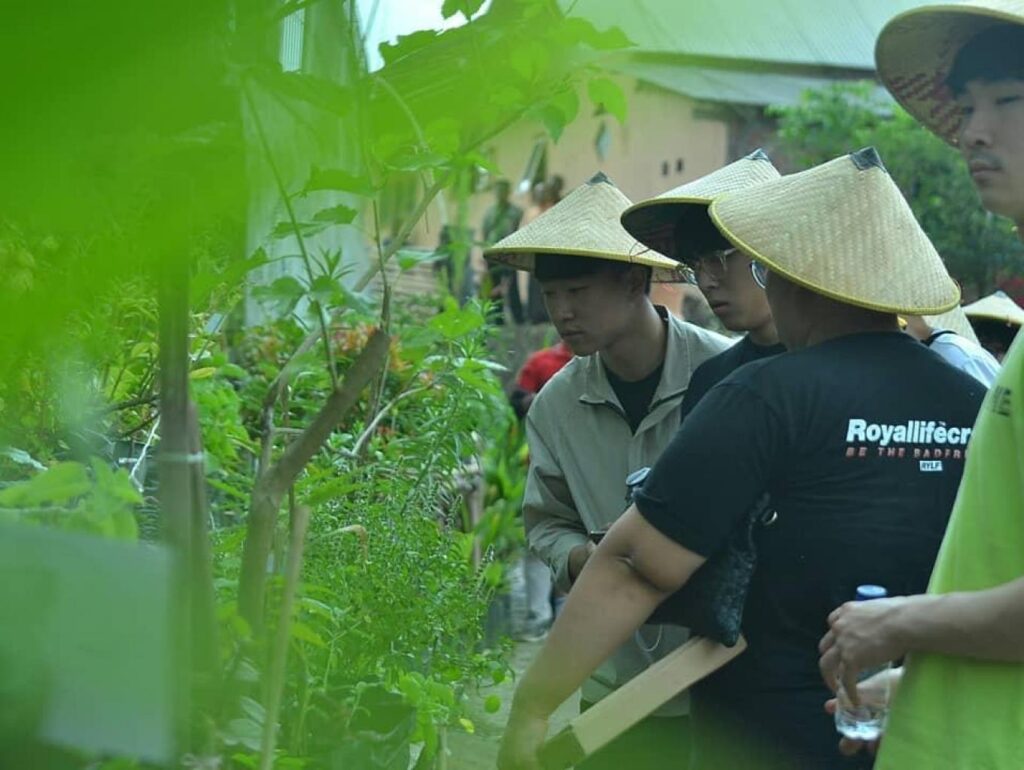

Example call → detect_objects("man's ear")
625 265 649 297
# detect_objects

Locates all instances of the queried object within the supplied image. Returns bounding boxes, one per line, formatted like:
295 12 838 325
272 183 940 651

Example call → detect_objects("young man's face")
956 77 1024 224
539 267 643 357
691 248 773 334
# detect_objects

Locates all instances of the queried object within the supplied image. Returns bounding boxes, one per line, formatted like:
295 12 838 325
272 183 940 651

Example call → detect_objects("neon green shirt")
877 334 1024 769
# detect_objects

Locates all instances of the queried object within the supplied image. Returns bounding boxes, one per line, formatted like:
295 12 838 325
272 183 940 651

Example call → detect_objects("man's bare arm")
820 575 1024 694
900 576 1024 660
498 507 704 768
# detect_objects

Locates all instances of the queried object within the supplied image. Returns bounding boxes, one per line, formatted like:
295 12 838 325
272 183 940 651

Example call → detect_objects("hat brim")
621 198 726 261
486 246 686 283
876 2 1024 145
966 312 1024 325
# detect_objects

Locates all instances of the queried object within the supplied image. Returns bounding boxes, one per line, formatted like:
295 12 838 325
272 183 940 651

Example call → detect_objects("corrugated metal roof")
563 0 935 70
615 58 892 107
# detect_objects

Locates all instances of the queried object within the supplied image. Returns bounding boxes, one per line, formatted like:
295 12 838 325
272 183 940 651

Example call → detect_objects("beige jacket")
524 311 732 714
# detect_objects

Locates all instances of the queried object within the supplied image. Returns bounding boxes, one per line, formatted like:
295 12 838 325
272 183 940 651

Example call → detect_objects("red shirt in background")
511 341 573 419
517 341 573 393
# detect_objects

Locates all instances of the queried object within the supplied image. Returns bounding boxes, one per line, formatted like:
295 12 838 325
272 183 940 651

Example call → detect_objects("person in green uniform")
818 4 1024 767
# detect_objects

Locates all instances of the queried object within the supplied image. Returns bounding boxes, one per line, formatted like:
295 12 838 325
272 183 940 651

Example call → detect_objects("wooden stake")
540 636 748 770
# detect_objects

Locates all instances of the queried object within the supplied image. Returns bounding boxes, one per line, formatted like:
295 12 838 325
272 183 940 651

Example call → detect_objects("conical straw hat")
926 306 982 343
963 290 1024 325
709 147 961 314
875 1 1024 145
484 172 685 283
621 149 781 259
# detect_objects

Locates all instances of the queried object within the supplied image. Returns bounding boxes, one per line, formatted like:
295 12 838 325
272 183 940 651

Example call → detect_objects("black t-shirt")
606 363 664 433
634 332 985 767
679 335 786 423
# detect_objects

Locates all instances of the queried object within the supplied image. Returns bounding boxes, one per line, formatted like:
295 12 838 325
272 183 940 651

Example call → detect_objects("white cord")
635 625 664 656
129 422 160 491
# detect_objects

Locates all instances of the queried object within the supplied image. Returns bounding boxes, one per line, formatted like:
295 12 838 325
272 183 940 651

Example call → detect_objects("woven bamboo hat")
925 306 982 343
484 172 684 282
620 149 781 260
964 290 1024 325
875 1 1024 145
709 147 961 314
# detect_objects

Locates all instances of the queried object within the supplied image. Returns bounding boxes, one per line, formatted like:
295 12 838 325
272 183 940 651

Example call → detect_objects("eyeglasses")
750 260 769 289
682 248 738 285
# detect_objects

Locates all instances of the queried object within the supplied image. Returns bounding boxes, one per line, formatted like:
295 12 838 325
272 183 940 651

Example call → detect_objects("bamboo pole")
156 252 195 755
258 505 311 770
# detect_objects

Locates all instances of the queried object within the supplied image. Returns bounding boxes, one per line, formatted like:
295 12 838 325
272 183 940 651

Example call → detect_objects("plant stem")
353 172 450 292
243 81 339 391
157 249 194 754
102 393 160 414
258 504 310 770
186 402 220 747
238 329 390 628
341 385 428 460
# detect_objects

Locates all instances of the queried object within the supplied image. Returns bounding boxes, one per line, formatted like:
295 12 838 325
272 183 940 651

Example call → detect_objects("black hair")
671 208 732 265
534 253 652 294
946 24 1024 94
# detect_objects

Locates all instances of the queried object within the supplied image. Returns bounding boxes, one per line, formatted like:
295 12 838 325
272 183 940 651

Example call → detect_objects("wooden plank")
540 635 748 770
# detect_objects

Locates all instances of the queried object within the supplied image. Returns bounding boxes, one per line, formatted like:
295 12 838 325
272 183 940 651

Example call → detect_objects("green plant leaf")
337 283 374 315
190 248 270 308
441 0 486 21
308 274 342 306
535 104 568 143
219 363 248 379
554 17 633 50
311 204 357 225
239 696 266 725
588 77 628 124
301 167 376 197
489 85 526 110
481 561 503 589
2 447 45 471
251 276 306 312
208 478 249 502
379 30 438 66
270 220 330 240
387 150 450 172
0 461 90 506
425 118 461 157
290 621 327 648
223 718 262 751
396 248 438 271
550 86 580 126
463 151 501 175
302 476 361 507
428 300 485 340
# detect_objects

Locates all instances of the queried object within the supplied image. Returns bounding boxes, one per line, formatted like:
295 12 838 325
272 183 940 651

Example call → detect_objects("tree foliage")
0 0 630 767
770 82 1024 295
